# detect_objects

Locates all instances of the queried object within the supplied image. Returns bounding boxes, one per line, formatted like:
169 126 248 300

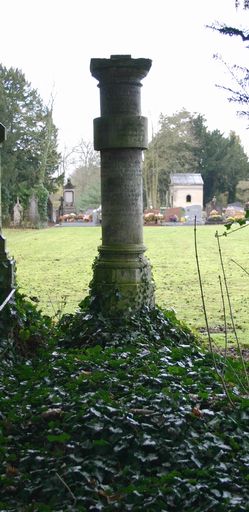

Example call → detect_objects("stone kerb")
90 55 154 315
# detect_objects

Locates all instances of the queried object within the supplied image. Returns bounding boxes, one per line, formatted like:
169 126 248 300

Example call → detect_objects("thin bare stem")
211 336 249 394
215 231 249 389
217 222 249 238
230 258 249 277
218 275 228 374
55 472 77 503
194 218 234 406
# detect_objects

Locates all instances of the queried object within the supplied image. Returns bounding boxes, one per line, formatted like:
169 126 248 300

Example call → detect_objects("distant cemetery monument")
90 54 154 314
13 197 23 227
168 173 204 224
28 194 40 226
63 178 76 215
13 194 41 228
169 173 204 209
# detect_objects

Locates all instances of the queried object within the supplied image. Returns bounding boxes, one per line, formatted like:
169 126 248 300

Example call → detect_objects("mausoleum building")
169 173 203 208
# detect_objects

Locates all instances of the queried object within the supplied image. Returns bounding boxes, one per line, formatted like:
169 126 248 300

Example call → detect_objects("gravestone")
47 196 56 223
13 197 23 226
90 55 154 314
28 194 40 226
185 204 203 224
92 209 100 225
206 196 223 217
63 178 76 215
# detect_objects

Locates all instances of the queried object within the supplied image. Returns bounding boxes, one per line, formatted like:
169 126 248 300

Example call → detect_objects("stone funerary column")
90 55 154 315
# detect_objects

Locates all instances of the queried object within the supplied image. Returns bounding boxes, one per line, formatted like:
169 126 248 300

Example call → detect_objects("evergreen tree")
143 110 200 207
222 131 249 201
144 110 249 207
0 64 61 222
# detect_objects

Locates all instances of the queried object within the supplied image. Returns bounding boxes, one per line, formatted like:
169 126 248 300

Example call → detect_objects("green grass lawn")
3 224 249 346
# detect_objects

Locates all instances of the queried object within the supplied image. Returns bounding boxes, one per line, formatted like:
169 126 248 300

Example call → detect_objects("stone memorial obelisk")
90 55 154 315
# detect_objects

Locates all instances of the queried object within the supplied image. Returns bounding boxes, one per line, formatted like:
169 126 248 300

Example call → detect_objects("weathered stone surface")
93 116 148 150
28 194 40 227
90 55 154 315
13 198 23 226
185 204 204 224
101 149 143 245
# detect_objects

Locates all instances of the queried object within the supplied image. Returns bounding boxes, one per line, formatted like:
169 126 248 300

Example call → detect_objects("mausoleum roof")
170 173 203 185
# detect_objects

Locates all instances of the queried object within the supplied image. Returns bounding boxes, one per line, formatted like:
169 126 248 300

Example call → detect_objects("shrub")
144 212 155 223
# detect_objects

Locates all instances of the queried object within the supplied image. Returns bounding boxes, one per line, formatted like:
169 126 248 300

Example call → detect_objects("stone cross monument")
90 55 154 315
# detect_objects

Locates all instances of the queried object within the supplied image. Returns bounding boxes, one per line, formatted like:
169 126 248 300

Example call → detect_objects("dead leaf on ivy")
98 489 122 503
41 408 63 419
6 465 18 476
192 407 203 418
130 408 156 415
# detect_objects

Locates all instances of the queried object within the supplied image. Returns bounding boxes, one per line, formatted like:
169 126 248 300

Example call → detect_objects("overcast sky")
1 0 249 155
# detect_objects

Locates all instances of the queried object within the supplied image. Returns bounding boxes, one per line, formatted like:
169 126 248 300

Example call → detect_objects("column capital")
90 55 152 85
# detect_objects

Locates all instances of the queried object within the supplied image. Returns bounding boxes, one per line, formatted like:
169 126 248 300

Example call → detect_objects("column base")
90 244 155 316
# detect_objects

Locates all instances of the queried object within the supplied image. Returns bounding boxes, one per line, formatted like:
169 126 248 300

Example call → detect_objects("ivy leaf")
47 432 71 442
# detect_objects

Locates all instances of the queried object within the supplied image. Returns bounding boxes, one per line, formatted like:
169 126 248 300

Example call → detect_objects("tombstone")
47 196 56 223
63 178 76 215
28 194 40 226
90 55 154 314
227 201 244 211
92 209 99 225
206 197 223 217
55 196 64 222
97 205 102 224
185 204 203 224
13 197 23 226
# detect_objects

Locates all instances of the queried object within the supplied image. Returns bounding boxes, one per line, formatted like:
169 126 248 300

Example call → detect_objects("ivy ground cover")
0 301 249 511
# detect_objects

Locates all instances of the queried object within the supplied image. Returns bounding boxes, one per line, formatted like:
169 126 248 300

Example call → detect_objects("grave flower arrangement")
207 209 224 224
169 214 178 222
144 212 156 223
